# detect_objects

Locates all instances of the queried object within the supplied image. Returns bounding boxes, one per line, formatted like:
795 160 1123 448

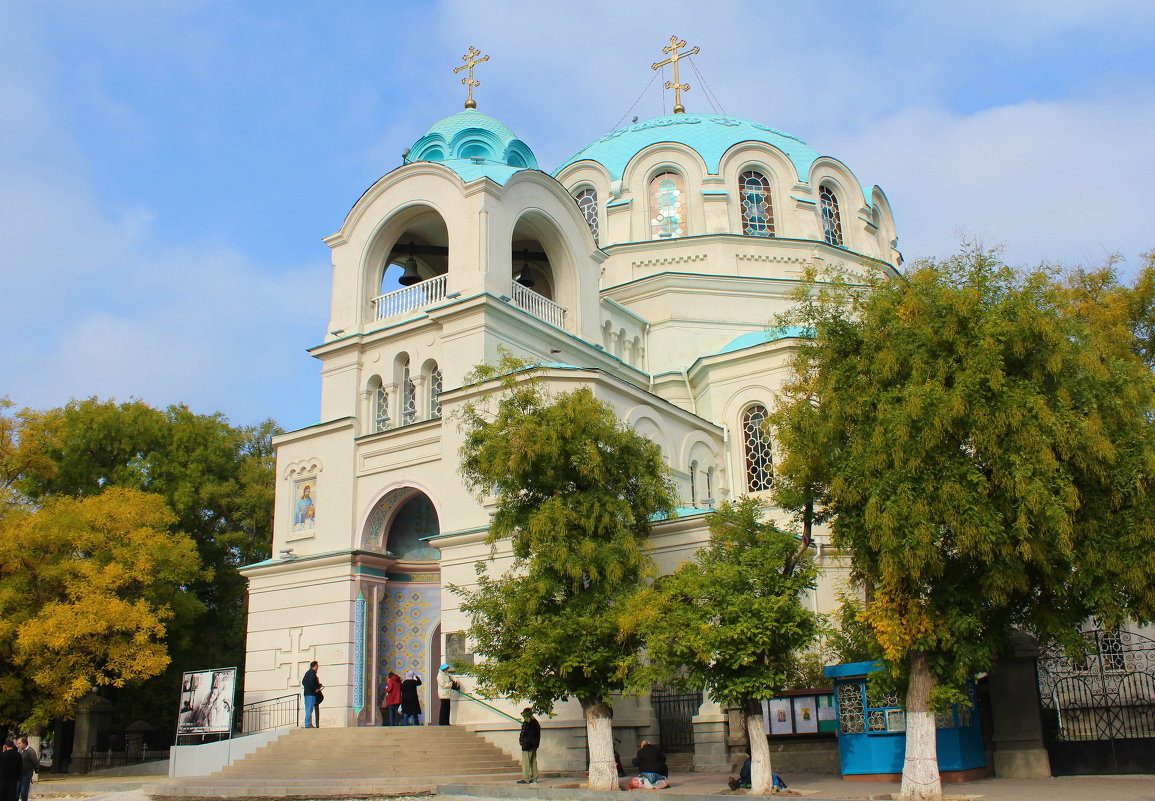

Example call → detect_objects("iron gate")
1036 629 1155 774
650 689 702 752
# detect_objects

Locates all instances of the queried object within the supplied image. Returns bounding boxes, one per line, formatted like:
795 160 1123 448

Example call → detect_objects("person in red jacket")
381 671 402 726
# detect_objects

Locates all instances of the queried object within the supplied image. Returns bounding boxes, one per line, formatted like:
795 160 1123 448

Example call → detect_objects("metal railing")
240 693 300 734
371 274 448 321
454 688 522 723
511 283 566 328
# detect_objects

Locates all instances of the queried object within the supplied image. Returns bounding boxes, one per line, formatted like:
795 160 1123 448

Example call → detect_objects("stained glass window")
742 404 773 492
650 172 685 239
429 367 443 419
373 384 390 433
739 170 774 237
401 360 416 425
575 187 599 244
820 185 843 246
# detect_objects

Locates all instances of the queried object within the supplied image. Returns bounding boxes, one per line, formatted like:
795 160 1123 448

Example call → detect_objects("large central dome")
555 114 822 181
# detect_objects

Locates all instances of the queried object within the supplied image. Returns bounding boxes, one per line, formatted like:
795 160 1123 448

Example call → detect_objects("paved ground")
29 771 1155 801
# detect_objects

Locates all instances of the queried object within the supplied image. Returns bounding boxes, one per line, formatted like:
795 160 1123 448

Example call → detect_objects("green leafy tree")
16 398 280 727
624 497 821 794
453 356 677 790
0 488 205 728
771 247 1155 800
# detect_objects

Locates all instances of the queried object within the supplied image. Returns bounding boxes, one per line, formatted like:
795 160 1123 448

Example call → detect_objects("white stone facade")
239 107 900 770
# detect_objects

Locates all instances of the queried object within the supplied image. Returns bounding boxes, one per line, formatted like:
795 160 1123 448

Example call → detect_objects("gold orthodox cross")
651 35 700 114
454 46 489 109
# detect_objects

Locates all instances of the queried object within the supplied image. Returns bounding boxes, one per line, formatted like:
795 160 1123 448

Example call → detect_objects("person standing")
517 708 540 784
15 738 37 801
302 661 323 728
0 740 21 801
400 670 422 725
381 671 401 726
436 663 459 725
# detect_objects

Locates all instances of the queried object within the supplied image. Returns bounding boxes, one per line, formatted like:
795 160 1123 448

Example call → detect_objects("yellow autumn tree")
0 487 206 727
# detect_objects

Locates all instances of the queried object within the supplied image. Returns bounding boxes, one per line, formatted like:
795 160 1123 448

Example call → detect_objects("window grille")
650 172 685 239
429 368 443 419
373 385 390 433
401 362 416 425
575 187 599 244
742 404 773 491
739 170 774 236
820 185 843 246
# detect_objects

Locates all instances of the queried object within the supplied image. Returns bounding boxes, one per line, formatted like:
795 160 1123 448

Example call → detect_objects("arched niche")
362 487 442 561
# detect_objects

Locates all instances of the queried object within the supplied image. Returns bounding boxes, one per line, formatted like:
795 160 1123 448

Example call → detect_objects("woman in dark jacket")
400 671 423 725
634 740 668 779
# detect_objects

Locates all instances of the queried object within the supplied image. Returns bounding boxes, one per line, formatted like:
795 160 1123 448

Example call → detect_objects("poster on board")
767 698 794 735
176 667 236 735
792 695 819 734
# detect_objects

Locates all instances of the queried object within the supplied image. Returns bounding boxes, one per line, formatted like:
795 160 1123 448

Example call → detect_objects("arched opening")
508 212 572 330
363 487 442 725
373 209 451 322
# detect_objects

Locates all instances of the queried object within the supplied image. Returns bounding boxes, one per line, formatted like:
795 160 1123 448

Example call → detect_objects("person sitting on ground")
632 740 669 788
727 755 786 792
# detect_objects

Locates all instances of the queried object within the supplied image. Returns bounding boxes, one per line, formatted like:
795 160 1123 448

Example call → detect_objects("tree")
625 497 821 794
770 247 1155 800
453 357 677 790
0 488 205 728
14 398 279 727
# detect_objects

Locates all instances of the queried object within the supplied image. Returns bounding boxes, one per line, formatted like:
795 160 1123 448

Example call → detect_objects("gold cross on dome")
651 35 700 114
454 46 490 109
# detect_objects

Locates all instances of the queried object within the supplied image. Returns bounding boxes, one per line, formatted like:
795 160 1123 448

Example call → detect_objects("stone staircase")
145 726 523 799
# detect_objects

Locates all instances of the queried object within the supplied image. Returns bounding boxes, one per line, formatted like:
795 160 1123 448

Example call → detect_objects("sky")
2 0 1153 431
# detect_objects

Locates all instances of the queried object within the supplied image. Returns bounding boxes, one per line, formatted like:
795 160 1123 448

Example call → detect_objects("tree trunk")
743 699 776 795
899 651 942 801
581 696 618 791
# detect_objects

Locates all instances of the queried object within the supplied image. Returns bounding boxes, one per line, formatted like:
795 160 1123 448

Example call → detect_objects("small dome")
555 114 821 182
407 109 538 171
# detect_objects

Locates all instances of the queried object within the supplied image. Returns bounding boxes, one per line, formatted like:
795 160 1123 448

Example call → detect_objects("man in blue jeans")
302 661 322 728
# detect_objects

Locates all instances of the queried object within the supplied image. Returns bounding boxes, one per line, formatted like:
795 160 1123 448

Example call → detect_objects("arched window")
373 381 390 433
739 170 774 237
575 186 599 244
690 459 699 505
705 466 714 504
429 366 443 419
820 185 843 247
742 404 774 492
650 172 686 239
400 357 416 426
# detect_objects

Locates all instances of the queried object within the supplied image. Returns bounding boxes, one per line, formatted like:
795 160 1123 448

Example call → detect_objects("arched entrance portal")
362 488 442 724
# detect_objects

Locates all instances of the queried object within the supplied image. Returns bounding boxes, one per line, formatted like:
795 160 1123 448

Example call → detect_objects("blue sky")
3 0 1153 431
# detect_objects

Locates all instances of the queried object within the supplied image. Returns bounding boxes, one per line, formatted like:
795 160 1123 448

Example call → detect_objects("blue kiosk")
824 661 987 783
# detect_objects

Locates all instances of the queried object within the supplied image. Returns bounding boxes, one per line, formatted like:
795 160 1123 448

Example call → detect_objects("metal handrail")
240 693 300 733
454 688 522 723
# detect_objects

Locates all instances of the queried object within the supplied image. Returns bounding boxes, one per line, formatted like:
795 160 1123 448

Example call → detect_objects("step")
145 772 523 798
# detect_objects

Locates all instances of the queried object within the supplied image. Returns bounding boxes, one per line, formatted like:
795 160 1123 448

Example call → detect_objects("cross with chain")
651 35 700 114
454 46 490 110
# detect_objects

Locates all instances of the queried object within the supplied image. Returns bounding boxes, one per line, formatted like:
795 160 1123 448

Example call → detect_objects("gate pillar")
989 631 1051 778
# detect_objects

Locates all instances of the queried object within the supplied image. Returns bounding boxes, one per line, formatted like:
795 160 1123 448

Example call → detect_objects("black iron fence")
240 693 300 734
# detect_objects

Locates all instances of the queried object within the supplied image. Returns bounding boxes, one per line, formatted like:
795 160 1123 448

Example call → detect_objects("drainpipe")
645 323 654 393
682 368 698 415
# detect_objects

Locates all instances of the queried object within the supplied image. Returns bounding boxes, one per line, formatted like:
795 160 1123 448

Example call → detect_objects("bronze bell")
398 255 422 286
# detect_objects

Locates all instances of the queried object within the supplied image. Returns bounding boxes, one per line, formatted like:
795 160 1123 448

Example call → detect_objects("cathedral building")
239 42 901 771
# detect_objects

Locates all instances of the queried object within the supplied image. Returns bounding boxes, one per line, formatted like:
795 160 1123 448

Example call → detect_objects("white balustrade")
511 283 566 328
371 274 448 321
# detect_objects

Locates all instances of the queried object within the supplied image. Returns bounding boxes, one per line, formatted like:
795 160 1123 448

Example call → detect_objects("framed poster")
767 698 794 735
792 695 819 734
817 694 837 732
176 667 236 735
291 478 317 534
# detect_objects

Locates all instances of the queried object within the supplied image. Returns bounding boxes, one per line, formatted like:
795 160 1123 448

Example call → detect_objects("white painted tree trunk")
581 697 618 791
744 700 777 795
899 651 942 801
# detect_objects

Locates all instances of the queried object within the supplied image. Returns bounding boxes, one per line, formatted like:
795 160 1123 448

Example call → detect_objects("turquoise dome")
407 109 539 178
555 114 822 182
